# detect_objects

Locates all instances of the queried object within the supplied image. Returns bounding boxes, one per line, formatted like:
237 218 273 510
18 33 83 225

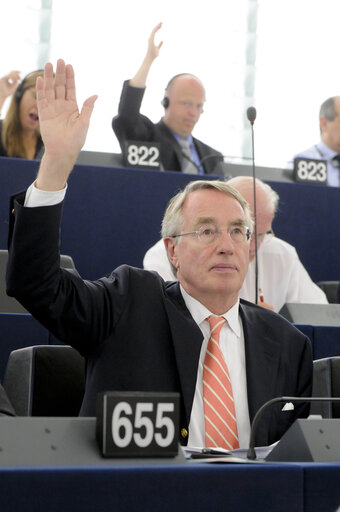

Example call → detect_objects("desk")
0 461 339 511
1 157 339 282
0 463 303 512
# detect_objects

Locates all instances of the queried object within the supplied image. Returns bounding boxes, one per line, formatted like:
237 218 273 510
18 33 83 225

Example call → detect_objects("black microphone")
247 396 340 460
246 106 259 304
247 106 257 125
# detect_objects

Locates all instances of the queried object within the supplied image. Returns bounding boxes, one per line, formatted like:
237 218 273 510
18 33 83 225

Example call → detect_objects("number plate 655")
96 391 179 457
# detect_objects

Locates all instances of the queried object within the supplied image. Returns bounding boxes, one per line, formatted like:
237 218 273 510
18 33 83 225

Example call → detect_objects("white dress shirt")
242 236 328 312
25 182 66 207
180 287 250 449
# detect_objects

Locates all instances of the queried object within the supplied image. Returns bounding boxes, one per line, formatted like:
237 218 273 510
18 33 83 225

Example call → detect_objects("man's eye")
232 227 242 235
201 227 216 236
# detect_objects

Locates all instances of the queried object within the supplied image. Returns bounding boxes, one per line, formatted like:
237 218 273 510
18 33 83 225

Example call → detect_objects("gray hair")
319 97 340 133
161 179 254 239
227 176 279 216
320 97 337 121
253 178 279 215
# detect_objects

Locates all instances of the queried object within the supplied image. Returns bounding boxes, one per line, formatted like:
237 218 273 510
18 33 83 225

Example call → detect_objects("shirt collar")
317 141 338 159
172 132 194 147
179 284 241 337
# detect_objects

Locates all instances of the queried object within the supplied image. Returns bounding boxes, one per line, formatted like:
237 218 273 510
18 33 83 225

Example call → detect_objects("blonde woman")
0 69 44 159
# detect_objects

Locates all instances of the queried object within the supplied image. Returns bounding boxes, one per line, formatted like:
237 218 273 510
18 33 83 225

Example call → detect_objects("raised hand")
0 71 21 109
130 23 163 88
36 59 97 191
146 22 163 63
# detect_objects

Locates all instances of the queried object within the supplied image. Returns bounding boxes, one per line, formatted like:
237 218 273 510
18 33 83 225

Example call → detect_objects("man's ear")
320 116 328 134
163 237 179 270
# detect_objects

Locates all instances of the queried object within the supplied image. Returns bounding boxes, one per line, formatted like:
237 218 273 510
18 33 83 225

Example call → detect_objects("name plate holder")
293 157 327 185
96 391 180 457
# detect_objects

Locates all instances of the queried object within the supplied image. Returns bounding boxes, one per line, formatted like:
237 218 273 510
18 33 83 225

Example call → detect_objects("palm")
39 96 86 156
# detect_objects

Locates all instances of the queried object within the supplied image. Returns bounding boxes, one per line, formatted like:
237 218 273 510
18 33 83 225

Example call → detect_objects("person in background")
0 69 44 159
143 176 328 312
292 96 340 187
7 59 312 449
112 23 223 175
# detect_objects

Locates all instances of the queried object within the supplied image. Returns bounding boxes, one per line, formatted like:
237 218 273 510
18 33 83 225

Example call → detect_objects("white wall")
2 0 340 169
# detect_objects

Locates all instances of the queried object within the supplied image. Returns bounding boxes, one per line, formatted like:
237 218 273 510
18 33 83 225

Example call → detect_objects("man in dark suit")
7 59 312 449
112 23 224 175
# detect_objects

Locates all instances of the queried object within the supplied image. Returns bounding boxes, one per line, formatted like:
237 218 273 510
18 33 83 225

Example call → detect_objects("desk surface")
0 416 338 511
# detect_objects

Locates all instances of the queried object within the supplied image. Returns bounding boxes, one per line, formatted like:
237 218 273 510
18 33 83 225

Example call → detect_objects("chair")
316 281 340 304
311 356 340 418
3 345 85 416
0 249 75 313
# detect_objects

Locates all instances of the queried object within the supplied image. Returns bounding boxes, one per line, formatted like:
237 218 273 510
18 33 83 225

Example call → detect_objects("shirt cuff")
24 181 67 207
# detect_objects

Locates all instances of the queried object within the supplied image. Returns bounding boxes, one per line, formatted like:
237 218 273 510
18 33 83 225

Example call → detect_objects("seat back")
3 345 85 416
0 250 75 313
311 356 340 417
317 281 340 304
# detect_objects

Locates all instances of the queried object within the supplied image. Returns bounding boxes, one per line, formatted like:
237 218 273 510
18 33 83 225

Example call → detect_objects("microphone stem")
250 123 258 304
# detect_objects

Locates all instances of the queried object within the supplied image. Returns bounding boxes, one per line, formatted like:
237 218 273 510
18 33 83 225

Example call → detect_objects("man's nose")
217 229 235 251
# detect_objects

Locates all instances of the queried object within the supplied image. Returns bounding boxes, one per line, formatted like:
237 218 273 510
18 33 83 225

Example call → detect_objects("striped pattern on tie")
203 316 239 450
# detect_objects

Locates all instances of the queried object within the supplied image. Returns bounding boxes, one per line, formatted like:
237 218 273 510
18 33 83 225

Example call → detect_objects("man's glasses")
172 224 251 244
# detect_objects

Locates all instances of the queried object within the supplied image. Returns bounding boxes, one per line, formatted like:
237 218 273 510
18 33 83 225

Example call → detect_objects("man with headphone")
112 23 223 175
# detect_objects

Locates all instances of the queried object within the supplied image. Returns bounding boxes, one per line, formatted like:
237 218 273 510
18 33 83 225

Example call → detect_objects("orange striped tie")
203 316 239 450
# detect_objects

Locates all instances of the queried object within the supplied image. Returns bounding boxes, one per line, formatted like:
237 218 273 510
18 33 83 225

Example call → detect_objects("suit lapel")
239 302 282 442
163 282 203 424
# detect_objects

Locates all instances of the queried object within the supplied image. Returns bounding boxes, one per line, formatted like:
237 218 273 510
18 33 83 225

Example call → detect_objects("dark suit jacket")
6 195 313 446
112 81 224 175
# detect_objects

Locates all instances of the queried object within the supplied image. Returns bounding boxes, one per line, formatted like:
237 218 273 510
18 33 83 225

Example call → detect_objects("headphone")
161 97 170 109
14 70 44 104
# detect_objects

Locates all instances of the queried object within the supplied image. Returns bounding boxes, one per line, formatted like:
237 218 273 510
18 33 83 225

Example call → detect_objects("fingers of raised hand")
65 64 76 102
54 59 67 100
149 22 162 44
37 60 77 106
80 95 98 124
42 61 56 101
